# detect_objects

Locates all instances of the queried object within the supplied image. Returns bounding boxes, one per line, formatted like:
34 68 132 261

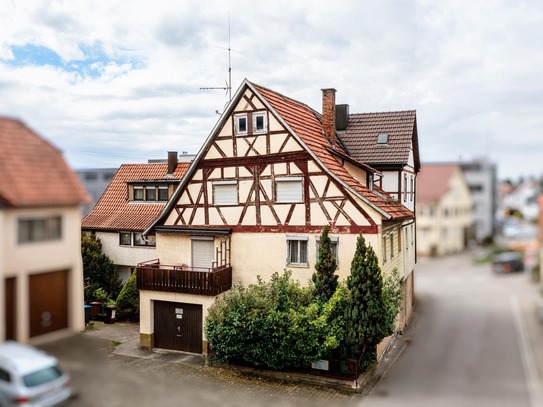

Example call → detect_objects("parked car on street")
492 251 524 273
0 341 71 407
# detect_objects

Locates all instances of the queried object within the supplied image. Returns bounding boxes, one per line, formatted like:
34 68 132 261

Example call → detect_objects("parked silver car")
0 341 71 407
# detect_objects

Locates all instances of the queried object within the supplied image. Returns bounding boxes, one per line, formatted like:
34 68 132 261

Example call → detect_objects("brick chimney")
321 88 337 147
167 151 178 176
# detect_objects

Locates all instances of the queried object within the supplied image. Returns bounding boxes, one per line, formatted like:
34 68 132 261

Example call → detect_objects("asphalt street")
357 251 543 407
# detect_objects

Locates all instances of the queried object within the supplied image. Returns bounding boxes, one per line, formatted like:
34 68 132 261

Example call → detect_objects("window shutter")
214 183 238 205
276 178 303 203
192 239 215 269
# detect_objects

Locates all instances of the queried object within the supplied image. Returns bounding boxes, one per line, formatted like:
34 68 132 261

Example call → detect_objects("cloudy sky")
1 0 542 180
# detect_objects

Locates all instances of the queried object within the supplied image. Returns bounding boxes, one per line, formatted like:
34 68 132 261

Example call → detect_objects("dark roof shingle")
340 110 419 168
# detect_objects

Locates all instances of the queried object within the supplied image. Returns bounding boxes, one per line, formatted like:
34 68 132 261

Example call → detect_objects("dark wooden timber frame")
172 150 378 234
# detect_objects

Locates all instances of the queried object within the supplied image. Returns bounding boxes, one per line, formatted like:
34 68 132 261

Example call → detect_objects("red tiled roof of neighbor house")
81 162 189 231
252 83 413 220
0 117 90 208
416 163 458 205
340 110 419 169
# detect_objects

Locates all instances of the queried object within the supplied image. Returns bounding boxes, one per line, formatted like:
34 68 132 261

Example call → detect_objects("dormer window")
134 187 144 201
377 133 389 144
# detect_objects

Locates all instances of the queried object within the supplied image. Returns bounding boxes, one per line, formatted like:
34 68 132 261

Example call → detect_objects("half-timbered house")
137 80 419 355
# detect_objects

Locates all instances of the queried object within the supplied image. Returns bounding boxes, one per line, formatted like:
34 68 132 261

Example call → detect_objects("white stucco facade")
1 205 85 343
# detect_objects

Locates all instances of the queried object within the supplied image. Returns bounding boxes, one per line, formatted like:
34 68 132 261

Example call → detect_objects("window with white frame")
276 177 303 203
213 181 238 205
404 174 408 202
234 113 248 135
410 175 414 201
287 236 309 266
253 112 267 133
315 236 339 266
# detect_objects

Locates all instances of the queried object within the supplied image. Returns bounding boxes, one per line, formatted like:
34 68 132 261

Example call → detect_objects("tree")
312 226 338 304
81 233 121 303
116 271 139 321
343 234 392 363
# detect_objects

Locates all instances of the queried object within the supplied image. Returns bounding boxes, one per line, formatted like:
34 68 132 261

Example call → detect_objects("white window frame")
315 236 339 266
234 113 248 136
276 177 303 203
213 180 238 205
286 236 309 266
253 112 267 134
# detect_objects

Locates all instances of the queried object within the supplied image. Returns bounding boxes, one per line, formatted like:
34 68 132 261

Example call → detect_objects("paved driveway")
41 324 351 407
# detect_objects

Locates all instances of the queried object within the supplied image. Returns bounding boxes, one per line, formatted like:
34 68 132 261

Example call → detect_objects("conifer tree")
344 234 389 362
312 226 338 303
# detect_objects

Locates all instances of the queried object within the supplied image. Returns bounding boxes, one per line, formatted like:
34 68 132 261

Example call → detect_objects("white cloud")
0 0 542 179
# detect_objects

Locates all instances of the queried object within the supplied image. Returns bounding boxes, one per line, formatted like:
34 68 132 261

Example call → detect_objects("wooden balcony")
136 259 232 296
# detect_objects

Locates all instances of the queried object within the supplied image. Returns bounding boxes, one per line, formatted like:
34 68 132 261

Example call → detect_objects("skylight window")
377 133 389 144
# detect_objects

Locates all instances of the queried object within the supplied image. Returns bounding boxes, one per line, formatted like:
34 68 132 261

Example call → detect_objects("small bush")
205 270 343 370
115 271 139 322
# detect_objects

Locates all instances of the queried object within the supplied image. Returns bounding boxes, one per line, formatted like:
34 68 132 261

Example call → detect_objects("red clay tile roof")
416 163 458 205
340 110 419 170
0 117 89 208
81 163 189 231
252 83 413 221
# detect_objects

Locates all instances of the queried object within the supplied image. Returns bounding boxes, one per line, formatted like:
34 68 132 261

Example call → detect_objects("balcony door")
191 237 214 270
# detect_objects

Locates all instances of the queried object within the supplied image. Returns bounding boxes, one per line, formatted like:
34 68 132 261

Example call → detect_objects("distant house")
137 80 419 356
416 163 473 256
459 159 497 242
81 152 189 283
0 117 90 343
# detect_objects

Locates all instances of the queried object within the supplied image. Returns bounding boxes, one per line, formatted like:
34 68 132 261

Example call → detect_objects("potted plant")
105 299 118 324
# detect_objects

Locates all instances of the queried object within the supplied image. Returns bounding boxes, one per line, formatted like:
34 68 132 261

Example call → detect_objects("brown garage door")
5 277 16 340
29 270 68 338
154 301 202 353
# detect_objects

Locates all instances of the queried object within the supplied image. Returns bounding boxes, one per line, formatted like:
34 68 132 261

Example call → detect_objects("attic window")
377 134 389 144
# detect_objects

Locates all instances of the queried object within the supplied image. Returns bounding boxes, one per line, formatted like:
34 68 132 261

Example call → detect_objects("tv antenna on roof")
200 13 241 104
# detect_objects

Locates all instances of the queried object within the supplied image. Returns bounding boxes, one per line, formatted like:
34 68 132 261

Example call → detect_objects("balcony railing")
136 259 232 296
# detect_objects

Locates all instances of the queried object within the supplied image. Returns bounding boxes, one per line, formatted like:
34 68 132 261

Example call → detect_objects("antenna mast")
200 13 232 101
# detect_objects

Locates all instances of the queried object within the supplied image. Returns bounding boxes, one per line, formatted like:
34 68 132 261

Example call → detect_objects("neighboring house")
137 80 419 356
0 117 89 343
77 168 118 217
416 163 473 256
459 158 497 243
498 179 540 224
81 152 190 283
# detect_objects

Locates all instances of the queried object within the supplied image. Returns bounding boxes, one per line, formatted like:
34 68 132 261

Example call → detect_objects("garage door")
154 301 202 353
5 277 16 340
29 270 68 338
